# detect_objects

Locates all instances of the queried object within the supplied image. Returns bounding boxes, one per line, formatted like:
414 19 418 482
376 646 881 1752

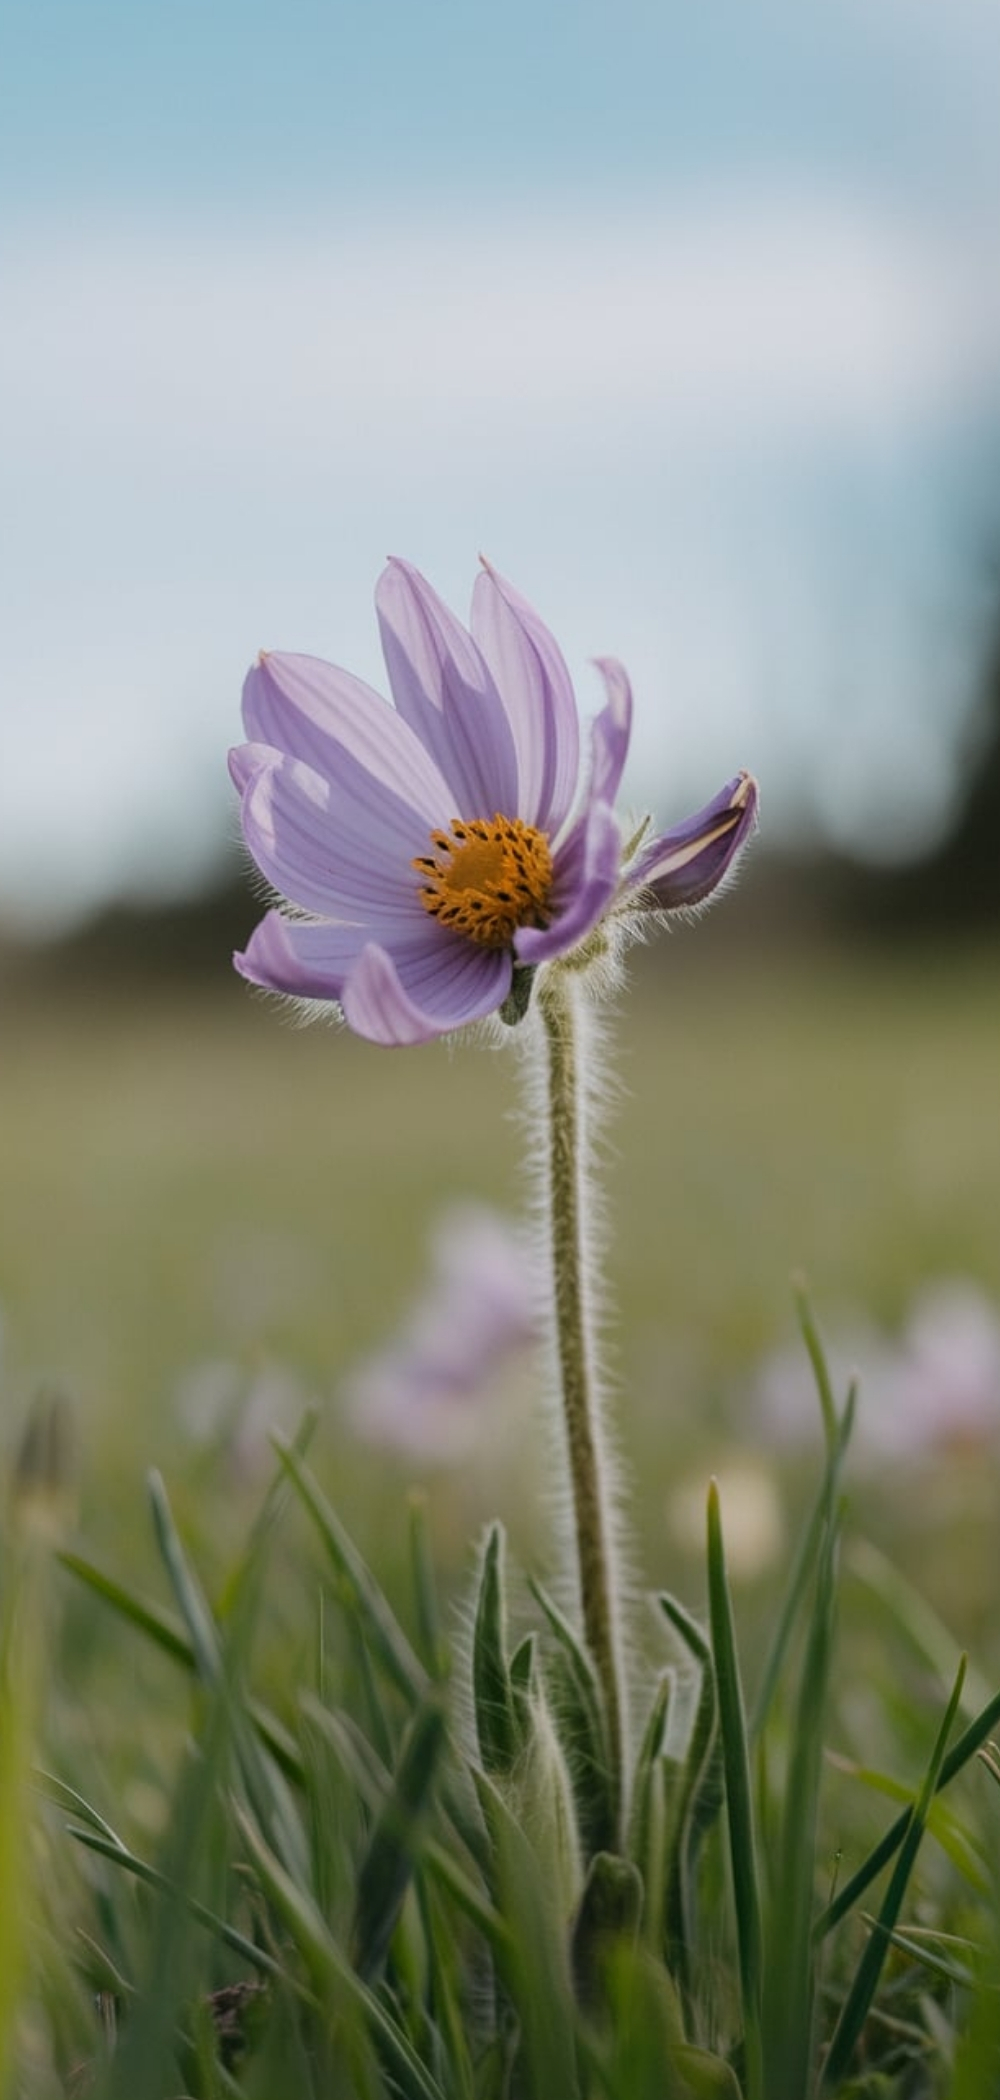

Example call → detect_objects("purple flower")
230 560 758 1046
343 1203 539 1462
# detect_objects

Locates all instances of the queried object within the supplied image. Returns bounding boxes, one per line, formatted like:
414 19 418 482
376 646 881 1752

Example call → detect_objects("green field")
4 936 998 1614
3 931 1000 2095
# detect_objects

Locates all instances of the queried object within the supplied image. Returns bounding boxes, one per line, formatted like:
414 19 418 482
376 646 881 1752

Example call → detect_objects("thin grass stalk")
814 1680 1000 1942
706 1480 763 2100
820 1656 967 2090
536 964 625 1837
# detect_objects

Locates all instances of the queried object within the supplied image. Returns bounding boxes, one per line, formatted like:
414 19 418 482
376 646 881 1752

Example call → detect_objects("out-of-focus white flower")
668 1460 785 1580
755 1279 1000 1466
343 1203 539 1462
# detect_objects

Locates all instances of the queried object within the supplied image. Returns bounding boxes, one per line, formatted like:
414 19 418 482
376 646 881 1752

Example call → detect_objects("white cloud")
3 190 997 480
1 188 996 928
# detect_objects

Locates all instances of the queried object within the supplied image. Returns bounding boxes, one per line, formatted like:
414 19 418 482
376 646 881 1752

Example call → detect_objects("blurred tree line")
831 574 1000 939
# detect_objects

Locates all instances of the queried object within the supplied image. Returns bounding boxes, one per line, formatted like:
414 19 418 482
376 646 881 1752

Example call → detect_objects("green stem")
537 967 624 1831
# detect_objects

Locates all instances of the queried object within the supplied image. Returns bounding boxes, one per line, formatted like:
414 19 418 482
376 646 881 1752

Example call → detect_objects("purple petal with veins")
376 561 519 819
242 650 450 822
471 562 581 834
628 772 759 910
340 938 513 1048
238 749 436 920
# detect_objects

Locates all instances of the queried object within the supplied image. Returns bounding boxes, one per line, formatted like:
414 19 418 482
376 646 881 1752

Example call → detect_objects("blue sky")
4 0 1000 930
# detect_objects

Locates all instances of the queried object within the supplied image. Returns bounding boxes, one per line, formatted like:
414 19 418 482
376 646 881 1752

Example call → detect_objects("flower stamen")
414 814 554 949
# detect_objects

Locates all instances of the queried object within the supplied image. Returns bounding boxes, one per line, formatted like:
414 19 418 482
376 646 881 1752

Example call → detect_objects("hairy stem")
536 966 624 1830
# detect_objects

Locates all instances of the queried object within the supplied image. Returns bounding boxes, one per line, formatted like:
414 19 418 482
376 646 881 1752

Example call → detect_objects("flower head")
230 560 757 1045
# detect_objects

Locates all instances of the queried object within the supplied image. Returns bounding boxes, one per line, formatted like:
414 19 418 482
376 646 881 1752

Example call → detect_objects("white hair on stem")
506 940 637 1841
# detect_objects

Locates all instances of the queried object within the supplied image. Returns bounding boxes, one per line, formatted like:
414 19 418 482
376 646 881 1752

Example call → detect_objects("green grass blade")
472 1525 519 1775
706 1479 763 2100
147 1469 309 1881
147 1468 228 1683
826 1753 987 1890
850 1538 992 1717
815 1679 1000 1940
821 1655 967 2090
658 1592 721 1993
351 1696 448 1983
749 1382 855 1744
792 1277 840 1456
58 1551 193 1665
0 1547 48 2098
413 1874 475 2100
272 1435 427 1705
34 1770 125 1847
56 1553 305 1788
951 1920 1000 2098
236 1805 447 2100
299 1693 391 1811
861 1919 976 1990
421 1840 510 1960
763 1490 840 2094
67 1826 279 1977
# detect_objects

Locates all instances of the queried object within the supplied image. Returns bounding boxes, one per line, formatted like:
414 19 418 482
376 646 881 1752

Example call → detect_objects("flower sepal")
498 963 538 1029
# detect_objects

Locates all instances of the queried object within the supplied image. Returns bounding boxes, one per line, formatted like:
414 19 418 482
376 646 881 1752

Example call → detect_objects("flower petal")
242 651 451 825
228 743 262 794
513 800 622 964
234 909 434 999
341 938 513 1047
589 658 632 806
238 750 435 920
628 771 759 911
376 560 519 817
471 561 581 834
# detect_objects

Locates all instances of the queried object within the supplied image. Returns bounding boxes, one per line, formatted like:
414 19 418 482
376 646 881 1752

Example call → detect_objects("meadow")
2 926 999 2095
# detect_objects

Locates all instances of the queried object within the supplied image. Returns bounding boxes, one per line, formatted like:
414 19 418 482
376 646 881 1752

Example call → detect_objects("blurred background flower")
342 1204 539 1462
754 1277 1000 1467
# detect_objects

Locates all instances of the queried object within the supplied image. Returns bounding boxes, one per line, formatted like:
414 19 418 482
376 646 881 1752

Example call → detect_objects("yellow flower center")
413 814 554 950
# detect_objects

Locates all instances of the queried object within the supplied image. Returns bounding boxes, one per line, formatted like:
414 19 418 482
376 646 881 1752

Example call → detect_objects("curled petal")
228 743 264 794
341 938 513 1048
471 561 581 834
234 908 423 998
588 658 632 808
628 771 759 911
376 560 519 818
236 911 513 1045
514 800 621 965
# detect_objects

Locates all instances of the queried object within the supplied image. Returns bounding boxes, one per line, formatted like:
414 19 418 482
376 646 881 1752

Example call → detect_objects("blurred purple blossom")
230 559 757 1046
756 1279 1000 1465
174 1357 310 1481
343 1203 540 1461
